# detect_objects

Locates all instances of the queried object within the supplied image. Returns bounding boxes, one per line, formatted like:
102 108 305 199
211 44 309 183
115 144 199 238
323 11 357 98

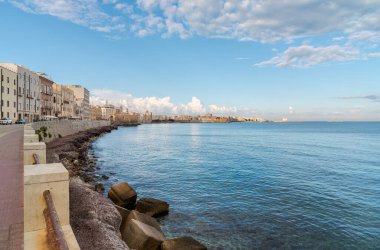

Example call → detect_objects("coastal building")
52 83 75 118
66 85 90 120
52 83 63 117
101 102 116 120
0 66 18 121
90 105 102 120
37 73 54 117
110 113 139 124
139 111 153 124
61 85 75 118
0 63 40 122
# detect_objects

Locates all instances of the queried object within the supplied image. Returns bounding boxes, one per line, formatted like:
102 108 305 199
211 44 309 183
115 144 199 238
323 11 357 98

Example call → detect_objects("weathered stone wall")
32 120 110 142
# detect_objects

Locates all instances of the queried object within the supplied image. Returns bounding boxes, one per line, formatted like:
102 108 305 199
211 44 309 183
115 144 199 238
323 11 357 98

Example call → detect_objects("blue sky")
1 0 379 121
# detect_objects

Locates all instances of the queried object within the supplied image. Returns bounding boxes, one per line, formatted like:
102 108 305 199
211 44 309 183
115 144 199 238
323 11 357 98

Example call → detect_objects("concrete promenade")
0 125 24 250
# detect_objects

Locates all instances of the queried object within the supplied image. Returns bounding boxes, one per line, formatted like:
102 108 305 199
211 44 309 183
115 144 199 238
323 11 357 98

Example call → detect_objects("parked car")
0 117 13 125
15 118 26 124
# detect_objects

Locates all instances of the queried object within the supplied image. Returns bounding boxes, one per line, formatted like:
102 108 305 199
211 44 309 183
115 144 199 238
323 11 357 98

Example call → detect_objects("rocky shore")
46 125 118 183
46 124 207 250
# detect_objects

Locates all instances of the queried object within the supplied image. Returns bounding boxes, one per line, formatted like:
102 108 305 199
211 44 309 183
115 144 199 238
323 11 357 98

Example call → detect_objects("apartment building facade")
52 83 62 117
61 85 75 118
38 73 54 116
0 63 40 122
66 85 90 120
90 105 102 120
0 66 18 121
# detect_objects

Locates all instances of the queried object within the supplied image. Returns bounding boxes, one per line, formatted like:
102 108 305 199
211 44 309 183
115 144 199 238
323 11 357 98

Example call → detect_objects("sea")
90 122 380 250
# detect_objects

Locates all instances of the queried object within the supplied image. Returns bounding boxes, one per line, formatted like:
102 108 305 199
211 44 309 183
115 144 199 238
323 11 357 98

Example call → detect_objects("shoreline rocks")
47 125 208 250
108 182 137 209
136 197 170 217
162 237 207 250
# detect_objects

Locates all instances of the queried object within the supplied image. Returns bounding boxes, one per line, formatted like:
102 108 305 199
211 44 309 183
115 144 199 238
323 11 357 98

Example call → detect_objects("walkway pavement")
0 125 24 250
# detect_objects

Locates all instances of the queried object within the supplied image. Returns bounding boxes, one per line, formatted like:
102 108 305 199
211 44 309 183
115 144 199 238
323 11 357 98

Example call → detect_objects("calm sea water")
91 122 380 249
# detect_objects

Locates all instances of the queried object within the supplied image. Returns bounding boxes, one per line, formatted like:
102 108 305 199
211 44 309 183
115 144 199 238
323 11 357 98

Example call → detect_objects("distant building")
52 83 63 117
61 85 75 118
110 113 139 124
101 102 116 120
0 66 18 121
90 105 102 120
37 73 54 117
66 85 90 120
139 111 153 124
0 63 40 122
52 83 75 118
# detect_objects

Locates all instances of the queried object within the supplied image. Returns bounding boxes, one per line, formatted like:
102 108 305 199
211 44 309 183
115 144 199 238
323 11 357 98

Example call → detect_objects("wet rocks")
108 182 137 209
46 125 118 183
124 210 163 234
124 219 165 250
162 237 207 250
94 183 105 193
136 197 169 217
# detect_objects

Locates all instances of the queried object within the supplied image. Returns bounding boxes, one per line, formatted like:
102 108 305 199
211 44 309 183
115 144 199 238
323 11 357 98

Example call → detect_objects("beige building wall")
101 105 116 120
66 85 90 120
90 105 102 120
52 84 63 117
0 66 18 121
0 63 41 123
61 85 75 118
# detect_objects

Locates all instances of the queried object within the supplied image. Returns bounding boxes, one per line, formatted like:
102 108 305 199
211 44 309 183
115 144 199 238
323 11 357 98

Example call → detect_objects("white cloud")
114 3 133 14
9 0 125 32
255 45 360 68
288 106 294 115
90 89 256 116
10 0 380 43
368 52 380 58
8 0 380 67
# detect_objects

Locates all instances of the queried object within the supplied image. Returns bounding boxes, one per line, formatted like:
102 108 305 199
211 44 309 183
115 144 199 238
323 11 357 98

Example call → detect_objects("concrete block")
162 237 207 250
24 134 39 143
24 225 80 250
108 182 137 208
24 129 36 135
24 163 69 232
124 219 165 250
136 197 169 217
24 142 46 165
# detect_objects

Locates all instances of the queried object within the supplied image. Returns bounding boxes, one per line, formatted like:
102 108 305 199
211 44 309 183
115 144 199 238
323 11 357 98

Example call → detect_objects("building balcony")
26 94 34 99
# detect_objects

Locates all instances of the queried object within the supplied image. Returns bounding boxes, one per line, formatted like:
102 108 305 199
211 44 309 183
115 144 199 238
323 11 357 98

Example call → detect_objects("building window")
14 113 16 118
14 79 16 85
14 102 16 108
1 86 3 93
7 101 9 107
14 89 16 95
7 77 9 83
7 88 9 94
7 112 9 117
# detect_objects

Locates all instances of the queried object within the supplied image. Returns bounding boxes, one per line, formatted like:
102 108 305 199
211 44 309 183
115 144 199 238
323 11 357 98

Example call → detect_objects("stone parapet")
24 142 46 165
32 120 110 142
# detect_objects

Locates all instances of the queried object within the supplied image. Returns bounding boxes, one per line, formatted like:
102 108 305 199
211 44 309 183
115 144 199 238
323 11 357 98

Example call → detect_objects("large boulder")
162 237 207 250
124 219 165 250
108 182 137 208
135 197 169 217
115 205 131 235
69 178 129 250
124 210 163 234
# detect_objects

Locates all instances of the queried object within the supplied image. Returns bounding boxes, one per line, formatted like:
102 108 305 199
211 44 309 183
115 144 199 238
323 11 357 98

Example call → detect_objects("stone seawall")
32 120 111 142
